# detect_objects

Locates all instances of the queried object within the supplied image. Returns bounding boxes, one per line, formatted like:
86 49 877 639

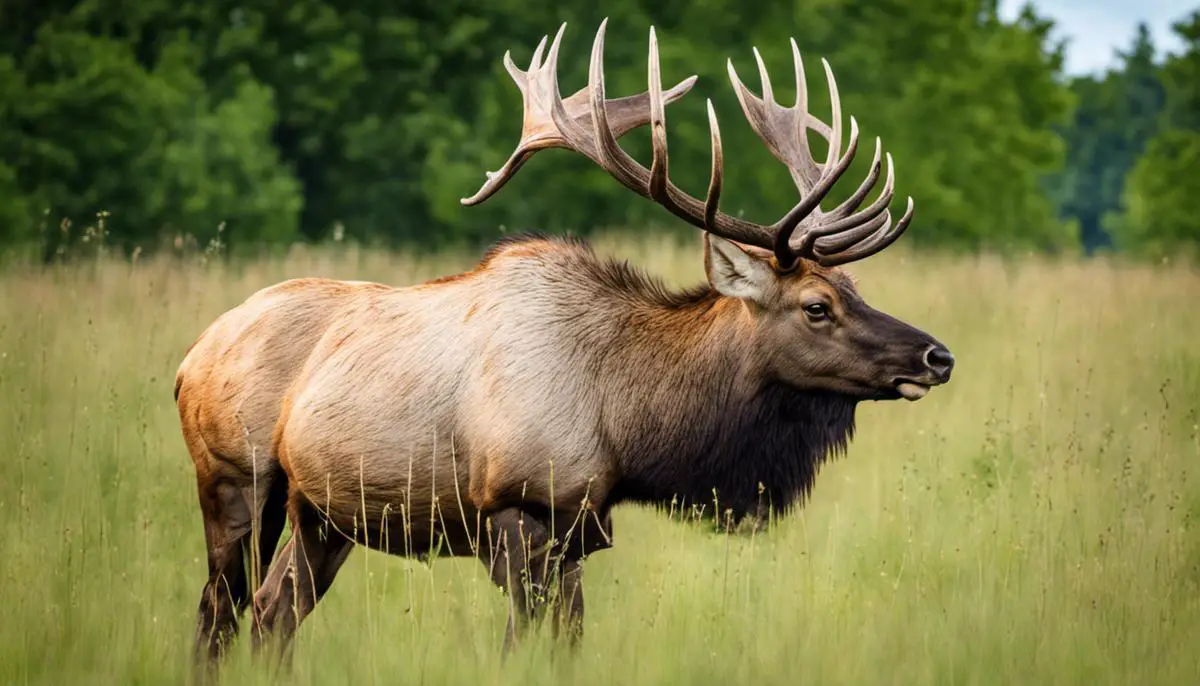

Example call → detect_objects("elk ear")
704 234 778 304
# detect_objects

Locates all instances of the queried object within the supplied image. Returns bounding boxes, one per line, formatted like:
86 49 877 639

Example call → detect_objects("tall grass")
1 233 1198 685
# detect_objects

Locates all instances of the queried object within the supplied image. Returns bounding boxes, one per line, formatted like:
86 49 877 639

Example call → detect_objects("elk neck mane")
479 232 859 522
478 230 716 310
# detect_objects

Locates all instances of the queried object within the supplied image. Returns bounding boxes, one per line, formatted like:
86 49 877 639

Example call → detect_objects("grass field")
1 233 1198 685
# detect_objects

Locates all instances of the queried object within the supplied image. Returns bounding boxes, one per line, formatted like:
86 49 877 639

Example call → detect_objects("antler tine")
792 38 807 112
829 137 882 219
818 196 914 267
529 33 549 70
543 23 574 136
648 26 725 231
820 57 843 172
753 47 774 104
789 39 813 192
811 151 895 254
588 19 642 194
814 205 891 254
703 98 724 230
803 149 901 262
647 27 669 201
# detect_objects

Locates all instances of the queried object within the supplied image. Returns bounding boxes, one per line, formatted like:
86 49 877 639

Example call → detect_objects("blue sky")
998 0 1195 74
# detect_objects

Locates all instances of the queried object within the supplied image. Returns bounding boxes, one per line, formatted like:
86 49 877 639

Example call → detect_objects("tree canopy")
1 1 1197 261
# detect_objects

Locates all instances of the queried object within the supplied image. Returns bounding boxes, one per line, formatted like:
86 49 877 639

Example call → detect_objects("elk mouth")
892 379 931 401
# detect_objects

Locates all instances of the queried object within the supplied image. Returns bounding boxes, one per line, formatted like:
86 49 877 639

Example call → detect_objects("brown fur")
175 232 952 666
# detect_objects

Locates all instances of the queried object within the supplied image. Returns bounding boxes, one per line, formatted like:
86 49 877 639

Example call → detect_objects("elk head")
463 20 953 401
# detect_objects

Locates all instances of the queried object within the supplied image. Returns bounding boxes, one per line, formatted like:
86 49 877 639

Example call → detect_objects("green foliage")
1049 24 1165 252
0 6 302 259
4 0 1197 258
153 40 302 251
1160 11 1200 131
1109 129 1200 260
0 56 35 243
1105 11 1200 260
17 27 174 256
859 2 1075 252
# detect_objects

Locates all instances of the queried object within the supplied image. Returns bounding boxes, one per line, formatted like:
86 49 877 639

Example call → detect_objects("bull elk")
174 20 954 670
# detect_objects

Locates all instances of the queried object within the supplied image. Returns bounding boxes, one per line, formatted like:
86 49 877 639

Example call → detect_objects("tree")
1159 10 1200 131
1047 23 1166 253
1109 129 1200 260
0 55 36 245
1107 11 1200 260
0 7 303 260
803 0 1076 251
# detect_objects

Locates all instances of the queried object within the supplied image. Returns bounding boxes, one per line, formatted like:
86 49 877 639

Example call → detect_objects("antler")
460 23 698 208
462 20 914 270
726 40 914 268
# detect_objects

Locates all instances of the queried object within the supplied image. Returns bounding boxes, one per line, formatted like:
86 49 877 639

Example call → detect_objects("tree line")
1 0 1197 262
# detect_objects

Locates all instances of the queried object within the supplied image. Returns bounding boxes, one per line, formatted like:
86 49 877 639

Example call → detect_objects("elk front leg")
550 555 585 645
544 505 612 646
478 507 552 652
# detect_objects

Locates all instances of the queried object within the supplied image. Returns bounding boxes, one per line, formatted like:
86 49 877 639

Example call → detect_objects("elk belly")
280 429 480 557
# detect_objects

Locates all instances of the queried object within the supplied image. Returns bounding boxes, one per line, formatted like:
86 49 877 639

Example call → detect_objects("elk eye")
803 302 830 320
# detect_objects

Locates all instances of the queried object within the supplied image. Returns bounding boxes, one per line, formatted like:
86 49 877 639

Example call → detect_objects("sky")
997 0 1195 74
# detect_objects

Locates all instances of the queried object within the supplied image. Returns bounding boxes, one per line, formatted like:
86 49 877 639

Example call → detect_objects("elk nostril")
924 346 955 374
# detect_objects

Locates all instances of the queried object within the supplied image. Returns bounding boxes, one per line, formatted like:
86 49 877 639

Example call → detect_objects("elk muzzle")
893 343 954 401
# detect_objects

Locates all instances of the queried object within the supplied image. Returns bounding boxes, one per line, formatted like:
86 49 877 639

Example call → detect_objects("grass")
1 232 1198 685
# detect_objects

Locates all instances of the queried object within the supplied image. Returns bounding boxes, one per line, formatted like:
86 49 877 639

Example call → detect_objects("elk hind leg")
193 475 253 667
248 474 290 591
251 492 353 664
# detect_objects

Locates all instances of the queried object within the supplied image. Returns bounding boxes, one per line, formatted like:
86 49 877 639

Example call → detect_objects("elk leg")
246 477 290 646
478 507 552 652
249 536 293 656
248 475 290 590
550 555 585 645
543 505 612 646
251 493 354 665
193 476 252 668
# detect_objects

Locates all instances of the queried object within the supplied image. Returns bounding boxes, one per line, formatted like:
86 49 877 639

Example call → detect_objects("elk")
174 19 954 669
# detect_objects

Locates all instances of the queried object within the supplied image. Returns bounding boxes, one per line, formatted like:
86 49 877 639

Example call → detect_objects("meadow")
1 232 1198 685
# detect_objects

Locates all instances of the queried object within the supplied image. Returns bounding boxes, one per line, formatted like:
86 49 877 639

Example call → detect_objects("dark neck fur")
606 380 858 523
